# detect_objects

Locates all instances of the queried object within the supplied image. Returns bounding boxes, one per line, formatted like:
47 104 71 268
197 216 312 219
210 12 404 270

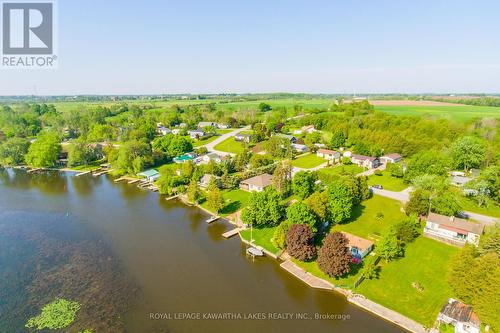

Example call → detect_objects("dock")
114 176 137 183
75 170 91 177
280 260 334 290
92 169 113 177
127 179 140 184
206 215 220 224
222 227 242 239
27 167 43 173
165 194 179 201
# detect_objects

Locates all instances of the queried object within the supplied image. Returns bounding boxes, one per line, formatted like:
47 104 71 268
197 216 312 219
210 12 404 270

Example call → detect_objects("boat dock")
222 227 242 239
206 216 220 224
280 260 334 290
93 169 113 177
75 170 91 177
27 167 43 173
165 194 179 201
128 178 140 184
114 176 137 183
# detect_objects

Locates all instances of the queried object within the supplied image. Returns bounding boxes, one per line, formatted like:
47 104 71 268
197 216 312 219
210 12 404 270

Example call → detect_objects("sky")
1 0 500 95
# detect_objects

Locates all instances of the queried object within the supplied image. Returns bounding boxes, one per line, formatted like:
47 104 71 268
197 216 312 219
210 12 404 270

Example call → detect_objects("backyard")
368 170 408 191
239 226 280 256
192 129 233 147
200 189 251 216
293 258 363 289
213 137 246 154
356 237 459 327
291 153 326 169
317 164 364 178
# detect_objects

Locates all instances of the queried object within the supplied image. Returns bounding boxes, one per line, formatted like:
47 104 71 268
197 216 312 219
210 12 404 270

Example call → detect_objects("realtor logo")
1 1 57 68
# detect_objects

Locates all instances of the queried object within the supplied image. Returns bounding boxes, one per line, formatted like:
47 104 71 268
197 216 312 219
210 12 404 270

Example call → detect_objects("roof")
427 212 484 235
241 173 273 188
382 153 402 160
200 173 216 184
451 175 471 185
137 169 159 177
341 232 374 251
351 154 377 161
205 152 221 159
276 133 295 140
198 121 216 127
318 148 338 155
439 298 480 326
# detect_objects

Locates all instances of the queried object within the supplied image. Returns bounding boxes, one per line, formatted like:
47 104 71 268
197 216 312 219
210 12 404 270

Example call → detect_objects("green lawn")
293 258 363 289
200 189 251 216
356 237 459 327
318 164 364 177
213 137 246 154
240 226 280 255
375 105 500 122
331 195 405 241
192 130 233 147
291 153 326 169
452 190 500 218
368 170 408 191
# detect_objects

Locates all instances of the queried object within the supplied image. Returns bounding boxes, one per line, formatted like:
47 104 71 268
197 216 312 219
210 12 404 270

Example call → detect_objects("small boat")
246 247 264 257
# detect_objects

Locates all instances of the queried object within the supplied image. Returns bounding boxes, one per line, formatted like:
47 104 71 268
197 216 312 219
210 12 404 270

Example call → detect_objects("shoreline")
5 167 430 333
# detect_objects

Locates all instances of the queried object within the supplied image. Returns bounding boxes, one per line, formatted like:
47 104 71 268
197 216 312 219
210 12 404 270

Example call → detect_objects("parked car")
372 184 383 190
456 212 469 219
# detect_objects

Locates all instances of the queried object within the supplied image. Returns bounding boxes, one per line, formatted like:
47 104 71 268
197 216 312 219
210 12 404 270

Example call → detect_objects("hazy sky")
1 0 500 95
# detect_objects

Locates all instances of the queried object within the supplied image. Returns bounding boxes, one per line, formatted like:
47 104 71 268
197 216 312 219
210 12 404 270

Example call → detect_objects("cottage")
291 143 308 153
451 175 472 187
197 121 217 129
234 133 252 143
437 298 480 333
239 173 273 192
379 153 402 164
198 174 220 188
316 148 340 162
341 232 374 260
423 212 484 246
201 152 222 164
350 154 379 169
137 169 160 182
301 125 316 134
188 130 205 140
157 126 171 136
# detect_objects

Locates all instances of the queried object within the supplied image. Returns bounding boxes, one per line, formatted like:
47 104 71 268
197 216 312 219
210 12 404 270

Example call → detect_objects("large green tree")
292 171 316 199
451 136 485 171
0 137 30 166
286 202 318 231
241 188 285 227
25 132 61 167
327 180 354 224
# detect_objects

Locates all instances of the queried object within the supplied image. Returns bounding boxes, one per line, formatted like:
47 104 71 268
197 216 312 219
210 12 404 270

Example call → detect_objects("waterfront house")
437 298 480 333
137 169 160 182
316 148 341 162
199 174 220 188
351 154 379 169
423 212 484 247
341 232 374 260
235 133 252 143
291 143 308 153
379 153 402 164
188 130 205 140
239 174 273 192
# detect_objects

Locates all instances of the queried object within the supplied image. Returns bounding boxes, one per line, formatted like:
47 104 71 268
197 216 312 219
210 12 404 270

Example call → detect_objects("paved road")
372 187 498 226
202 125 251 156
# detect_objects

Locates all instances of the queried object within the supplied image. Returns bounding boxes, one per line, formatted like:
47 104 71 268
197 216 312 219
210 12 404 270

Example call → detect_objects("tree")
392 215 421 244
234 150 251 171
249 154 273 169
405 189 430 216
286 202 318 231
327 180 354 224
67 139 99 167
272 160 292 195
478 224 500 257
152 134 193 159
187 179 200 203
360 255 380 279
388 163 404 178
431 191 461 216
404 150 450 182
0 137 30 166
285 224 317 261
377 229 404 262
112 140 153 175
330 131 346 148
292 171 315 199
207 186 224 214
317 232 351 277
25 132 61 167
26 299 80 330
272 221 291 249
258 102 272 112
304 191 329 222
451 136 485 171
241 188 285 227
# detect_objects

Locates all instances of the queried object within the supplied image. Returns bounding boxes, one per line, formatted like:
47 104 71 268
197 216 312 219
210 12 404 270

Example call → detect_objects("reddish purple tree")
286 224 317 261
317 232 352 277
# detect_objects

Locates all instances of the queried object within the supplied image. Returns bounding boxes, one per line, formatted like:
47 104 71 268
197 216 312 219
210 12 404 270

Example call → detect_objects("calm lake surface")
0 169 403 333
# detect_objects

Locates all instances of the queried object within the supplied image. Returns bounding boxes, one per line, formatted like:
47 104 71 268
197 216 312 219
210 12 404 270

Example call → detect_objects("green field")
291 153 326 169
213 137 246 154
200 189 251 216
331 195 405 241
357 237 459 327
317 164 364 178
368 170 408 191
375 105 500 122
240 226 280 255
451 189 500 218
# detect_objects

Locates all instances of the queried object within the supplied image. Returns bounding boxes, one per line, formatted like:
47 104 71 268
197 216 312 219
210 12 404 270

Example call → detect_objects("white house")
379 153 402 164
188 130 205 140
217 123 230 129
351 154 379 169
317 148 340 162
341 232 374 260
423 212 484 247
197 121 217 129
437 298 480 333
239 174 273 192
291 143 308 153
201 152 223 164
157 126 171 136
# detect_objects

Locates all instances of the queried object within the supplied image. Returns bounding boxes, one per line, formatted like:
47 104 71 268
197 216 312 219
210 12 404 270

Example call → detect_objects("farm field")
291 153 326 169
356 237 459 327
368 170 408 191
213 136 246 154
374 105 500 122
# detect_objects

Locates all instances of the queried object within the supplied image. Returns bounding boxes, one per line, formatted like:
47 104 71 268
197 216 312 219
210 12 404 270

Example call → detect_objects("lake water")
0 169 403 333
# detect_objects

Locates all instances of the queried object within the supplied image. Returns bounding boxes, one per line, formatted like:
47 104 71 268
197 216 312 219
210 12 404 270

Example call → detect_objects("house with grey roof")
424 212 484 246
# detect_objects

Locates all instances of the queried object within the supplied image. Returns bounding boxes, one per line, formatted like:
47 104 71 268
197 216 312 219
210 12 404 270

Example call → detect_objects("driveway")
356 163 386 177
202 125 251 156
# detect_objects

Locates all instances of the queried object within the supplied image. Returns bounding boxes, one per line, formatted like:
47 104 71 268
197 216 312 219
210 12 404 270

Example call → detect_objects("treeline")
434 96 500 107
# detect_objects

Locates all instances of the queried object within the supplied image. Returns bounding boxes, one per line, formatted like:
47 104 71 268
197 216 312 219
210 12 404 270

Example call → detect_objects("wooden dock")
165 194 179 201
93 169 113 177
27 167 43 173
75 170 91 177
128 179 140 184
114 176 136 183
206 216 220 224
222 227 242 239
280 260 334 290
